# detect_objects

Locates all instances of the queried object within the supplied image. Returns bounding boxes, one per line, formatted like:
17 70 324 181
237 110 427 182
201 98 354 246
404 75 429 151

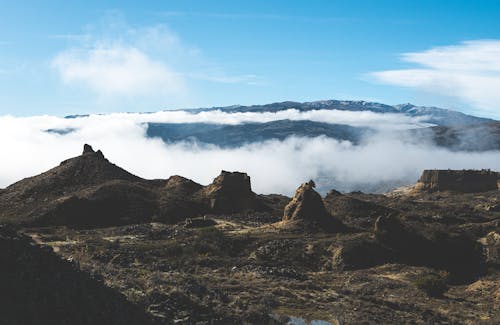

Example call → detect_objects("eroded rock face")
201 171 257 213
283 180 344 231
284 181 328 221
414 169 499 193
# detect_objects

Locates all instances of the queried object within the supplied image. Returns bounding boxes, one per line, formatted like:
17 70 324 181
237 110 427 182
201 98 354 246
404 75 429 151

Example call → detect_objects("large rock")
200 171 258 214
480 231 500 266
414 169 499 193
283 180 344 231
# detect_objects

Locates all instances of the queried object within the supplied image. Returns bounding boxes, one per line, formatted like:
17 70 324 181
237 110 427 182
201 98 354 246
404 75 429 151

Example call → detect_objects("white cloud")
52 45 186 97
371 40 500 116
1 111 499 195
49 108 432 130
51 20 263 104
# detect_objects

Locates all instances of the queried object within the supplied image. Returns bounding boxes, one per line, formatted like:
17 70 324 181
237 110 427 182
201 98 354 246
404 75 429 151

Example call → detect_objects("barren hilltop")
1 145 499 324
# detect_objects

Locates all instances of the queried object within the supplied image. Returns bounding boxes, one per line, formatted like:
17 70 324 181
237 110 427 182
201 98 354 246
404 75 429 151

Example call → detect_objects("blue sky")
2 0 500 117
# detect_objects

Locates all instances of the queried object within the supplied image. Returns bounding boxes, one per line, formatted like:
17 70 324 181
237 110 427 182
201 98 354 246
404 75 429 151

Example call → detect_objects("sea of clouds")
2 109 500 195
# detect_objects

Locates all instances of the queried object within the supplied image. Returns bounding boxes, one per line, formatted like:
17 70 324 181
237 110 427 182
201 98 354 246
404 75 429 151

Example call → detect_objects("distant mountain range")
143 100 499 151
189 100 492 126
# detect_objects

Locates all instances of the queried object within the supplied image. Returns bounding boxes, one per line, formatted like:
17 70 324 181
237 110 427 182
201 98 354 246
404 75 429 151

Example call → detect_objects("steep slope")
0 225 155 325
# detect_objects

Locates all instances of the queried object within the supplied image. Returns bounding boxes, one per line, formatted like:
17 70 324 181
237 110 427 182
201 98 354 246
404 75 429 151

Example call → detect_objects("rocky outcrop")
0 225 155 325
414 169 499 193
199 171 258 214
283 181 344 231
480 231 500 266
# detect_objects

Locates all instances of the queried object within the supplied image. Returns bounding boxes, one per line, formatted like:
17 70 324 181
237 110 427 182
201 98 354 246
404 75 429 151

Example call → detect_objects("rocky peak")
82 144 105 159
83 144 95 154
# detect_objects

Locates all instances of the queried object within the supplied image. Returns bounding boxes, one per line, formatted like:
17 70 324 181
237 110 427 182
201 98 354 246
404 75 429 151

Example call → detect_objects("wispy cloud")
51 17 263 103
96 108 430 130
52 45 186 97
370 40 500 116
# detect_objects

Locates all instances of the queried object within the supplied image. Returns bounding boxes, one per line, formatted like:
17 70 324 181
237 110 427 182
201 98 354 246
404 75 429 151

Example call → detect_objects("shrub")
414 274 448 297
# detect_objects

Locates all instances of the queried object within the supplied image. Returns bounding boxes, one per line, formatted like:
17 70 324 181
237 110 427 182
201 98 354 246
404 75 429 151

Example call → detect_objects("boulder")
480 231 500 266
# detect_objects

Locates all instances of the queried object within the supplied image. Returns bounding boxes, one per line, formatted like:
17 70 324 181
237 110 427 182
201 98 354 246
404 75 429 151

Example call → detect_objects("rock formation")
0 146 283 227
414 169 499 193
283 180 344 231
480 231 500 266
199 171 258 214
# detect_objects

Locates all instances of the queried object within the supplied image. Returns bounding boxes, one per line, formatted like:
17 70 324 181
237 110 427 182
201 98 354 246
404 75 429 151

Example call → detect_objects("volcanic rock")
283 180 344 231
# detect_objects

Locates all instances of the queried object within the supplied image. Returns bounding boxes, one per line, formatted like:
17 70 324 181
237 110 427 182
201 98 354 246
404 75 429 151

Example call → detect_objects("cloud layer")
1 110 500 195
60 108 431 130
371 40 500 115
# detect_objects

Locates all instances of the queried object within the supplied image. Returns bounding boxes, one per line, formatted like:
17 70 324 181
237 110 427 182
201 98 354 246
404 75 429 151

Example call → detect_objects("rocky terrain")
1 145 499 324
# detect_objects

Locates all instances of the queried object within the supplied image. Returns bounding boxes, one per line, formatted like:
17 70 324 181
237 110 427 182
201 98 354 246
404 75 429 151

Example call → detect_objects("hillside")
1 147 499 324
